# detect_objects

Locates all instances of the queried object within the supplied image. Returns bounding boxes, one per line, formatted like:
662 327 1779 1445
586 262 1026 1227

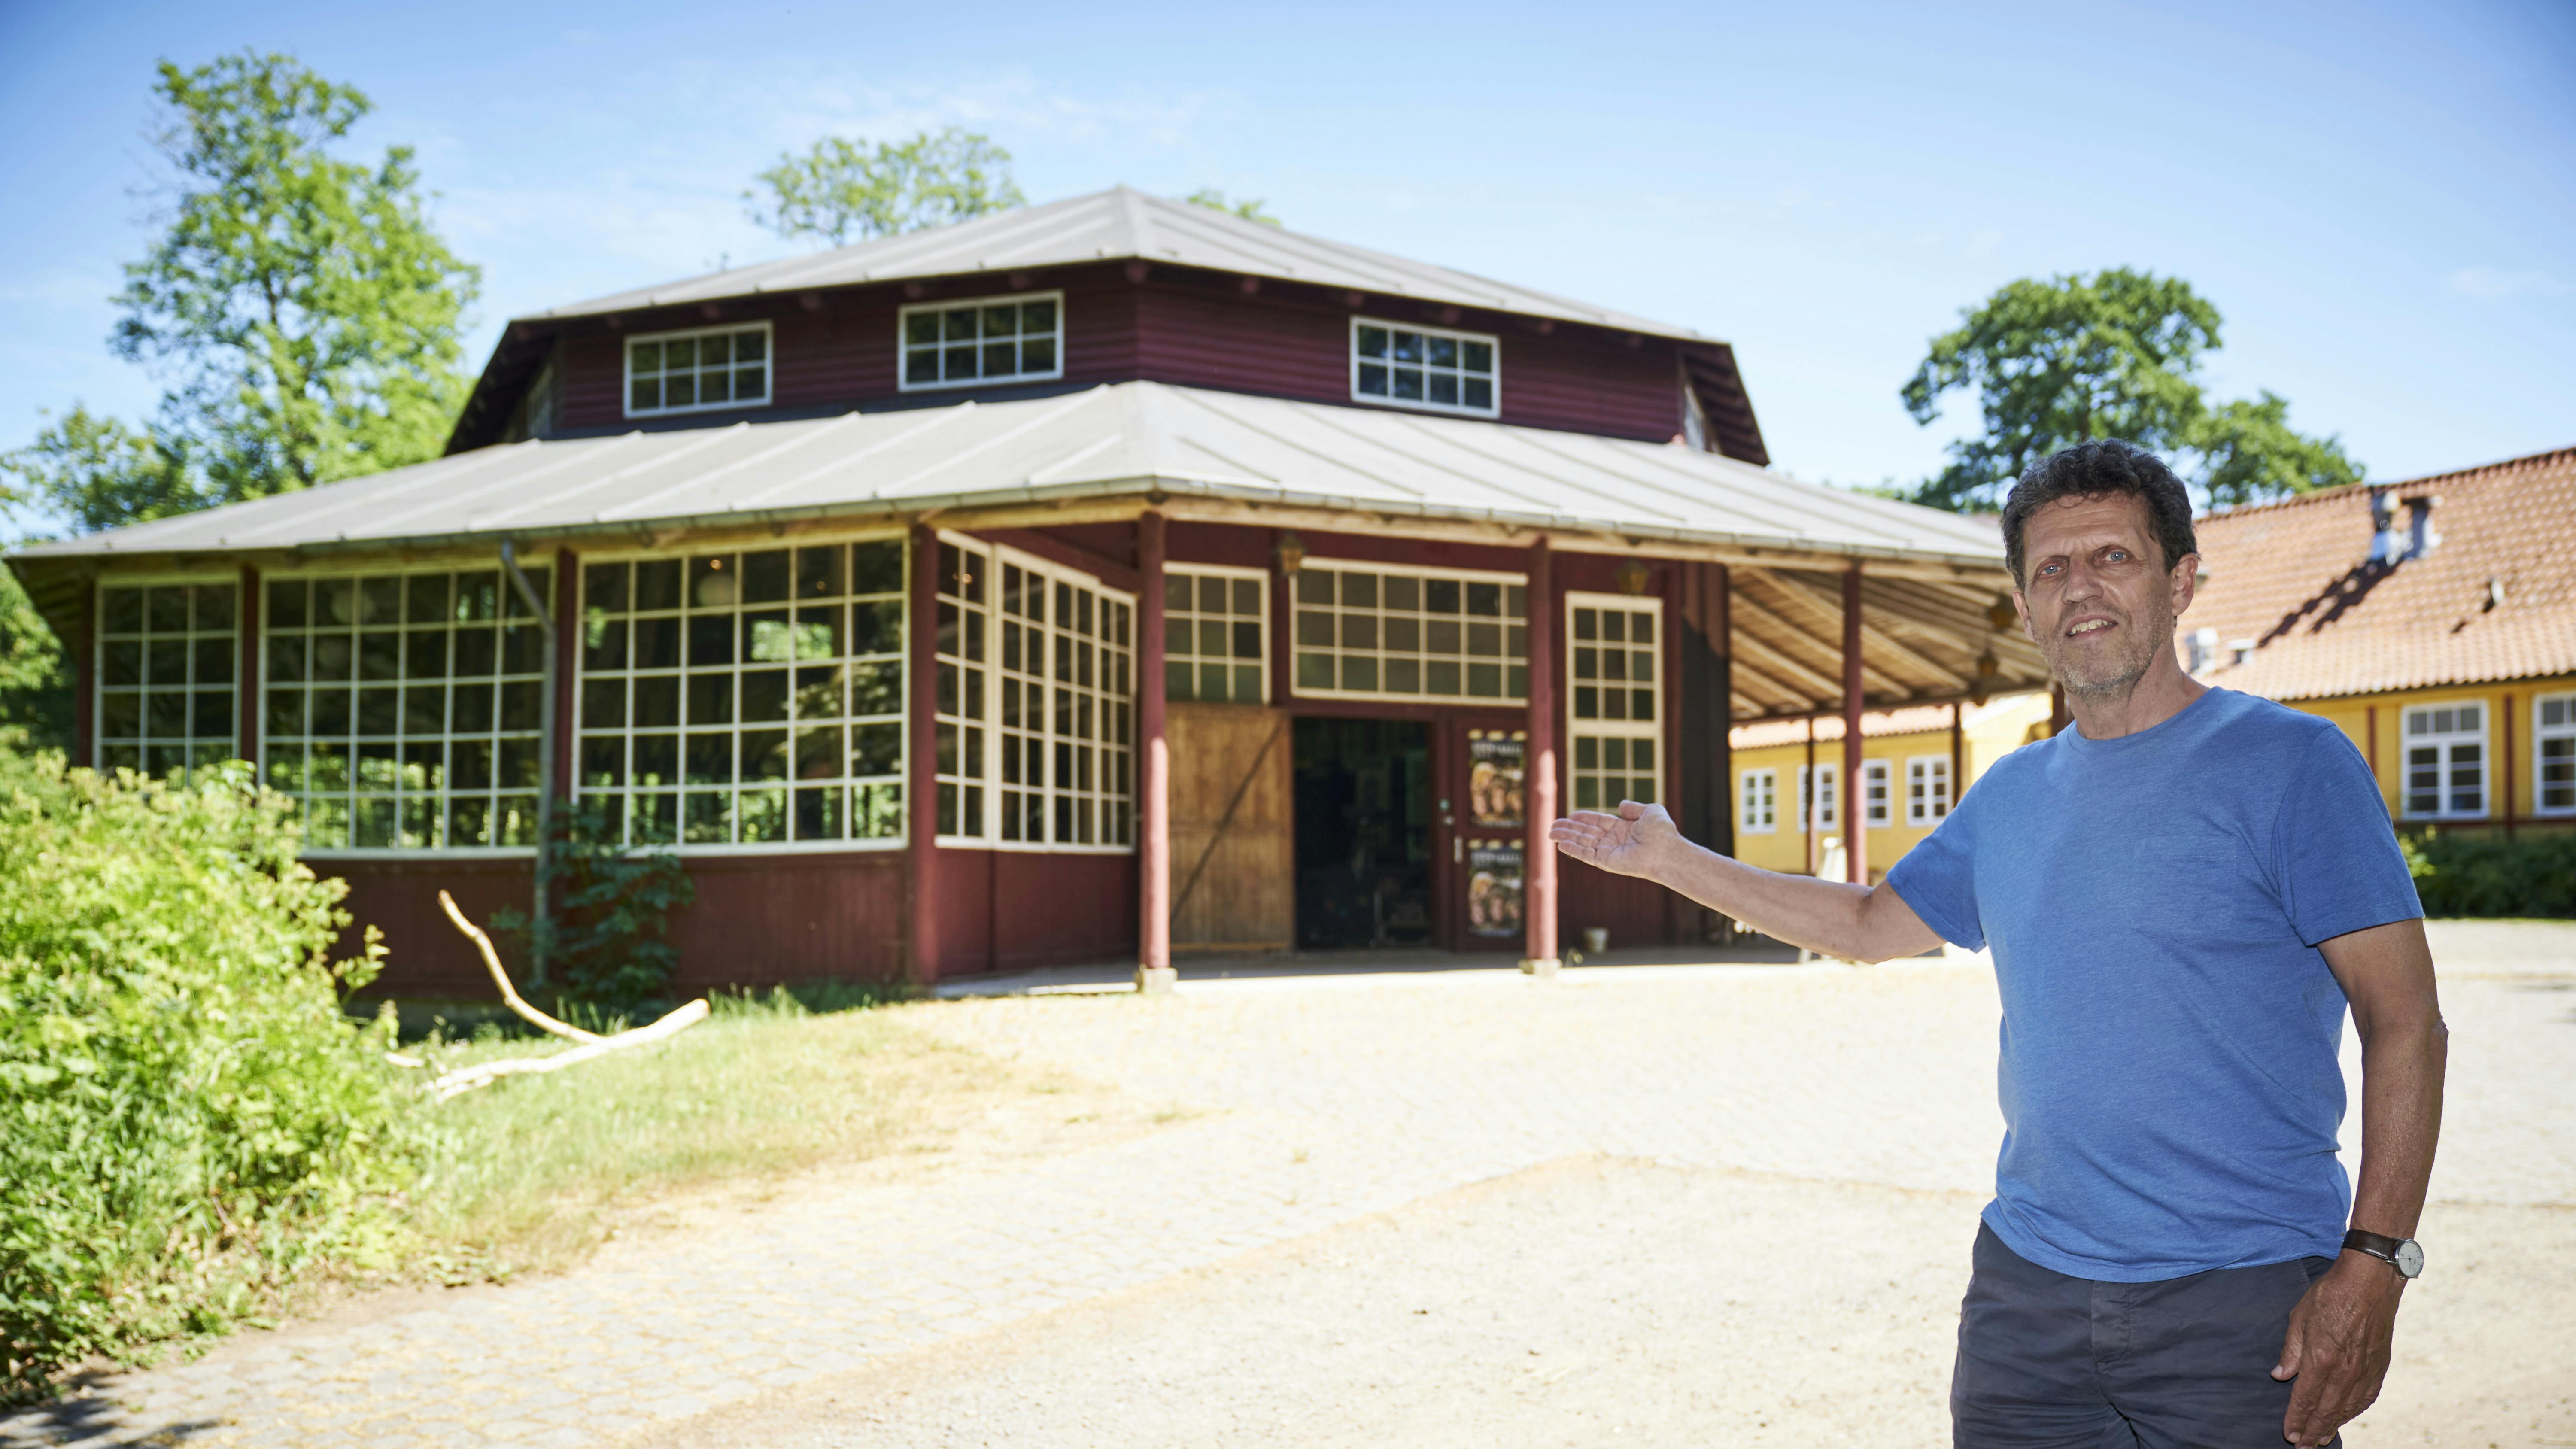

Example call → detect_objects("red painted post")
237 564 261 767
1136 511 1175 991
1523 537 1559 973
907 523 942 984
1842 564 1867 886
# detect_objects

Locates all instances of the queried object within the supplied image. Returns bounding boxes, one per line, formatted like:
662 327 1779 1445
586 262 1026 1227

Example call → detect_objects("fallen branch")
431 999 711 1101
437 890 601 1044
429 889 711 1102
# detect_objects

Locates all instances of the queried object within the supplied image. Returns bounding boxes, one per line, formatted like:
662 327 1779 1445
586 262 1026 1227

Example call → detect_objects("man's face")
2012 492 2197 697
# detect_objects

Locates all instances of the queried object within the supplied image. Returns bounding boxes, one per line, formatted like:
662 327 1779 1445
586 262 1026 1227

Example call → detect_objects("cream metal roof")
18 382 1994 569
526 187 1710 342
15 383 2052 716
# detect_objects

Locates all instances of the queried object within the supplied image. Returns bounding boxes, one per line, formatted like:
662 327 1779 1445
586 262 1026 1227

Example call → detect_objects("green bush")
2402 829 2576 918
0 757 420 1402
492 798 695 1013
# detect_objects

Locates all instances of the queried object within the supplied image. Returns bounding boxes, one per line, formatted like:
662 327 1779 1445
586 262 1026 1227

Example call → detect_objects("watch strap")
2342 1228 2418 1276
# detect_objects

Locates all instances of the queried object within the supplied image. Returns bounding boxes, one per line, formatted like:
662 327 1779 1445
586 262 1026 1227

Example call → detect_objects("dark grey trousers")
1953 1222 2340 1448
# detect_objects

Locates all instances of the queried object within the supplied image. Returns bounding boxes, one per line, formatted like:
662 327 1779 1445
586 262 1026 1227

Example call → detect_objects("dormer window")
900 293 1063 391
1352 318 1498 417
626 324 771 416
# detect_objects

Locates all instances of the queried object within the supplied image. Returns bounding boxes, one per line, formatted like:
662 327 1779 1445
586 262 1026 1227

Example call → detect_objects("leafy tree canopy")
1182 187 1281 226
1900 268 2358 512
1 51 481 534
747 128 1025 247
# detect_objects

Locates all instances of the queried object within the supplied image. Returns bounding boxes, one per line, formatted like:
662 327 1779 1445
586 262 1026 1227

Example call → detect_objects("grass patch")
405 988 1024 1276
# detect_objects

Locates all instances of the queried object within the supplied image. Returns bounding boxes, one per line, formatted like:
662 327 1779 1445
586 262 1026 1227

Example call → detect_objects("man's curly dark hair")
1999 440 2198 589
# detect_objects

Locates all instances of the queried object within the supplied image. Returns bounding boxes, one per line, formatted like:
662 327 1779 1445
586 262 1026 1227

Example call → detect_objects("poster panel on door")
1467 728 1526 829
1466 837 1525 939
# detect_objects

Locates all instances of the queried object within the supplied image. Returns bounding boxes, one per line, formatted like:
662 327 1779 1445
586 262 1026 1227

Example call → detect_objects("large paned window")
2539 693 2576 816
2403 702 2485 819
900 293 1063 391
1738 768 1777 834
1906 755 1952 825
1568 594 1660 810
1861 759 1892 828
1291 562 1526 703
97 580 237 775
1350 318 1498 416
990 549 1134 849
934 539 990 840
1798 762 1838 831
263 568 547 851
626 324 771 416
1164 565 1269 704
576 540 905 850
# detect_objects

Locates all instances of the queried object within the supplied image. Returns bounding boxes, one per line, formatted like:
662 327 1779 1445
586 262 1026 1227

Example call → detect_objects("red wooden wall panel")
540 263 1689 446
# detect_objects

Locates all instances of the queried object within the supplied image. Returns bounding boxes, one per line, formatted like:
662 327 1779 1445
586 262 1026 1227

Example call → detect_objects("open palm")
1548 802 1678 880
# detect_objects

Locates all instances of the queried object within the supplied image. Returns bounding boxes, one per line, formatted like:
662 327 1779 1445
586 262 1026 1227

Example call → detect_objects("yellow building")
2183 445 2575 836
1729 693 2052 883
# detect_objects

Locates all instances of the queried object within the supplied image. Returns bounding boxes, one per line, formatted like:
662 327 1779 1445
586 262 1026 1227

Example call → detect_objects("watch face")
2394 1239 2424 1277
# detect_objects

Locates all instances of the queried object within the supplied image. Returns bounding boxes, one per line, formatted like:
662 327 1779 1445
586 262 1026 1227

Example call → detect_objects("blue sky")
2 0 2569 502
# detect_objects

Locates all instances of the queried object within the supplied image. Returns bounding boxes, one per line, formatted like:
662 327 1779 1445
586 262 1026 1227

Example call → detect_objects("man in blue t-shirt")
1551 441 2445 1448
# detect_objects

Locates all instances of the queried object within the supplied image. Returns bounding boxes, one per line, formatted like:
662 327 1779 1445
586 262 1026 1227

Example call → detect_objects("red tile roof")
2180 446 2576 701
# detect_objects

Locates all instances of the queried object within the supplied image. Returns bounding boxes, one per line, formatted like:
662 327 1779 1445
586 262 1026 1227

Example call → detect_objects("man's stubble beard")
2044 599 2175 701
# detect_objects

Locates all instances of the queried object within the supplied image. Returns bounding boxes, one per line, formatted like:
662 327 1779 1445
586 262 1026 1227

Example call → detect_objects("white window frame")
943 532 1136 854
1290 559 1528 704
261 562 552 857
1797 762 1838 831
1164 563 1270 705
94 573 240 777
1349 316 1501 418
1738 767 1777 834
1906 754 1952 826
898 291 1066 393
2402 700 2489 820
622 321 774 418
1567 592 1661 812
1862 758 1892 828
2537 691 2576 818
571 534 908 856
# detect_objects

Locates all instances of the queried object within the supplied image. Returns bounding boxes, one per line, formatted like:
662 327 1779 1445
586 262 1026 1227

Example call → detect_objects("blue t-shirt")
1886 687 2421 1282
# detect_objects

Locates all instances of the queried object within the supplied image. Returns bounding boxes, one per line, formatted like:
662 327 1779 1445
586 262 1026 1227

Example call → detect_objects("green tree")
1901 269 2218 512
1 52 480 535
1182 187 1281 226
1900 269 2360 511
2191 391 2363 509
0 568 71 752
746 128 1025 247
115 52 479 500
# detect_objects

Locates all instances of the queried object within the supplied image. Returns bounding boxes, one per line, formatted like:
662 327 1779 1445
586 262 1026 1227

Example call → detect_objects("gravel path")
6 924 2570 1448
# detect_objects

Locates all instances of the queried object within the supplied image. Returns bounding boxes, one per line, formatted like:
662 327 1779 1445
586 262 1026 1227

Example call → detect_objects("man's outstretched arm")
1549 801 1944 964
2274 917 2447 1448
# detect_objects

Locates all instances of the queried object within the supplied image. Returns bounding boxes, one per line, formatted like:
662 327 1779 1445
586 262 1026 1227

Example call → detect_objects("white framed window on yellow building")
2402 702 2486 819
1796 762 1838 831
2537 693 2575 817
1861 758 1892 828
1738 768 1777 834
1906 755 1952 825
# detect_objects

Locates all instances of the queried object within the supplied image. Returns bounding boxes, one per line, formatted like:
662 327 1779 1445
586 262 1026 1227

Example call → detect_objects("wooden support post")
237 564 261 768
907 523 942 984
2050 684 2069 738
1950 701 1965 818
1136 511 1176 993
1804 717 1820 878
1841 564 1867 886
1523 538 1560 975
1711 563 1733 863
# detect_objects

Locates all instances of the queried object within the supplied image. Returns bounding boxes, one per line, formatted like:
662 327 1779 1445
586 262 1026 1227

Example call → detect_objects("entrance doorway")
1293 718 1433 949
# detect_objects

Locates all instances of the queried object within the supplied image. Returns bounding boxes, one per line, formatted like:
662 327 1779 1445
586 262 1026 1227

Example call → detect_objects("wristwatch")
2342 1228 2424 1279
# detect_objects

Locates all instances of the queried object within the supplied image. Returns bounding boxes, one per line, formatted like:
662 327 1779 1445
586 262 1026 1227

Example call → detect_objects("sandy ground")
628 1162 2574 1449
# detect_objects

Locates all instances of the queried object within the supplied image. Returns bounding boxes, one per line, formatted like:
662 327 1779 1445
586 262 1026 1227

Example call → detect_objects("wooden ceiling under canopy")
1722 566 2053 720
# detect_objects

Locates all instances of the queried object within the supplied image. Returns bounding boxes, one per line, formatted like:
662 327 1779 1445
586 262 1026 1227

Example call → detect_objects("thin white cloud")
2445 266 2568 300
